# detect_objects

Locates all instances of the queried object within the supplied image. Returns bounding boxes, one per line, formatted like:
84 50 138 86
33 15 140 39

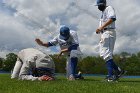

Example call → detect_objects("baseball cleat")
115 70 127 80
118 70 127 77
103 75 118 82
78 71 84 79
68 75 76 81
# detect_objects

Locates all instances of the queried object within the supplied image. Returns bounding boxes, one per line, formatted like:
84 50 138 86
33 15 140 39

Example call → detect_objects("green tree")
79 56 96 74
137 52 140 58
3 53 17 71
50 54 66 73
0 58 4 69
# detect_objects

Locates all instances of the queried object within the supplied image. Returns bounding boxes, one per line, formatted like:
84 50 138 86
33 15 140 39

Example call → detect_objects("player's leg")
70 50 79 79
109 31 126 79
71 57 78 76
66 57 72 79
100 31 117 81
106 59 114 78
18 61 37 80
11 58 23 79
108 33 120 75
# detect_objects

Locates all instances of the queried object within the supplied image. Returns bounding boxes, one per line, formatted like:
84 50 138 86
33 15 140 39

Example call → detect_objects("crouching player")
11 48 55 81
35 26 84 80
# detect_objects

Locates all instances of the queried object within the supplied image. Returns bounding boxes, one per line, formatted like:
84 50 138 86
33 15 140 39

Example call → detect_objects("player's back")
18 48 46 62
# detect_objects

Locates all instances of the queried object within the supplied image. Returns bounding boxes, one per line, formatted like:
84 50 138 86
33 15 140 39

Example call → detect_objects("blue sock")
71 57 78 77
111 59 121 72
106 59 114 77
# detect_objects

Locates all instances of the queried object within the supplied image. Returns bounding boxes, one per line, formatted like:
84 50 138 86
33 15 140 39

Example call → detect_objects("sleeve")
20 75 39 81
49 36 59 46
107 6 116 21
68 31 79 51
71 31 79 45
18 61 39 81
11 58 23 79
68 44 79 51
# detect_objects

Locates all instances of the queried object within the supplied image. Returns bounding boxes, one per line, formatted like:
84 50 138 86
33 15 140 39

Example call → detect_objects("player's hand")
57 52 62 59
96 29 101 34
96 27 103 34
38 75 54 81
35 38 43 45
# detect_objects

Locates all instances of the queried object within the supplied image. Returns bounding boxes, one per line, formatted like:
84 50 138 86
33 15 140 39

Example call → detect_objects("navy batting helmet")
95 0 106 6
60 26 70 40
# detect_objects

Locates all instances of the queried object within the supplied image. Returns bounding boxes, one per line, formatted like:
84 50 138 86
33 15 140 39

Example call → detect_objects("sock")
71 57 78 77
106 59 114 78
111 59 121 72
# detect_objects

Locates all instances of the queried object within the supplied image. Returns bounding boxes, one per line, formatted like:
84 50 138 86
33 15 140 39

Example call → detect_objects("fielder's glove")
38 75 54 81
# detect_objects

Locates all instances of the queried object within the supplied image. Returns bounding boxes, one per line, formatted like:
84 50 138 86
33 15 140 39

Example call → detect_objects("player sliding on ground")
35 26 84 80
11 48 55 81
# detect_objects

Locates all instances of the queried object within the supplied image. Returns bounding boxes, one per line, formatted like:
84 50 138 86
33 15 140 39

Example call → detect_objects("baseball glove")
39 75 55 81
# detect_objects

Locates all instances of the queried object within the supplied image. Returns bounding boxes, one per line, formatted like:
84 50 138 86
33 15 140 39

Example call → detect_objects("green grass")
0 74 140 93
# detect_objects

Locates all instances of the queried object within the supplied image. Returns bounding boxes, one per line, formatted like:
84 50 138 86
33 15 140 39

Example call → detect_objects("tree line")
0 52 140 75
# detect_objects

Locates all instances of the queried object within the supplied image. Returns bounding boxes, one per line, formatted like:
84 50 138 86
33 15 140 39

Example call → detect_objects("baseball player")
11 48 55 81
35 26 84 80
95 0 126 82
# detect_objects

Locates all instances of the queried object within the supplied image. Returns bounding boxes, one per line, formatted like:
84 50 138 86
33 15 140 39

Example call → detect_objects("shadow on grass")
119 80 140 83
82 78 100 82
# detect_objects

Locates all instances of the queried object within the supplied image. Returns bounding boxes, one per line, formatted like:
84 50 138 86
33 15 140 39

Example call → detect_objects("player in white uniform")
35 26 83 80
95 0 126 82
11 48 55 81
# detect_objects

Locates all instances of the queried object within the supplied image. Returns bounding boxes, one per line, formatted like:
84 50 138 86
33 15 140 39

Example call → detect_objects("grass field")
0 74 140 93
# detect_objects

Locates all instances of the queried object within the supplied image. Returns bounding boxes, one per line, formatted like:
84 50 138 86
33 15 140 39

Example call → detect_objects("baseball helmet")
32 67 54 77
95 0 106 6
60 26 70 40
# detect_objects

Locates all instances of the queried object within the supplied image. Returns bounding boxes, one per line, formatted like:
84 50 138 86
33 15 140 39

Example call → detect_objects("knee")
100 54 113 61
70 50 78 58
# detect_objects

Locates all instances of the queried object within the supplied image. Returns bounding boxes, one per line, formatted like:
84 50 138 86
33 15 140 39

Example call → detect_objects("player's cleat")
107 78 114 82
104 75 109 80
68 75 76 81
77 71 84 80
118 70 127 77
115 70 127 80
103 75 118 82
107 76 118 82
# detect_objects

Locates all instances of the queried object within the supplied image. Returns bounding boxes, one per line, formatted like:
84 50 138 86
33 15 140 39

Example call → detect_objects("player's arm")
57 48 69 59
96 18 115 34
96 6 116 34
36 36 59 47
35 38 51 47
57 43 79 59
61 48 69 53
18 62 39 81
69 31 79 50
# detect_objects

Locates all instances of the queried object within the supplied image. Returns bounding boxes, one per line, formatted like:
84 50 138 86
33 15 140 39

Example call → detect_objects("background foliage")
0 52 140 75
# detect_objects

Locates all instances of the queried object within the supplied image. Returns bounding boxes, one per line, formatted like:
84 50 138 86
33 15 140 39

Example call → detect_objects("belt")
35 67 54 71
101 28 115 33
104 28 115 30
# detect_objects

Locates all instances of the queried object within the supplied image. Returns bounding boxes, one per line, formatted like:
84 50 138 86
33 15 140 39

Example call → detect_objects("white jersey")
99 6 116 29
18 48 55 68
18 48 46 63
49 30 79 50
11 48 55 81
99 6 117 61
49 30 83 78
